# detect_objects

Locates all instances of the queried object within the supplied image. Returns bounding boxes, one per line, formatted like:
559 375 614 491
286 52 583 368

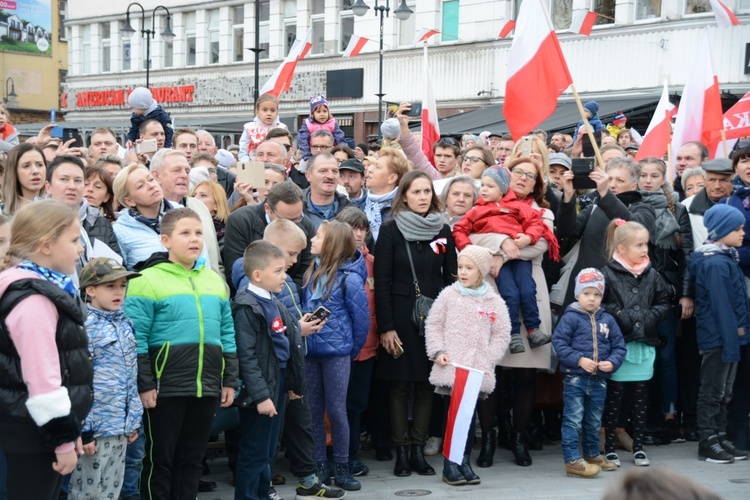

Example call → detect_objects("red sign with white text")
72 85 195 108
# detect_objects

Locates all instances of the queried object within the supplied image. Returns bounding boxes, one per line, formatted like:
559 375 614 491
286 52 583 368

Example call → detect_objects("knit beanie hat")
459 245 493 277
310 95 329 114
380 118 401 140
574 268 606 299
583 100 599 117
215 149 235 168
128 87 156 110
704 204 746 242
462 134 479 147
356 142 369 154
481 167 510 195
613 112 627 126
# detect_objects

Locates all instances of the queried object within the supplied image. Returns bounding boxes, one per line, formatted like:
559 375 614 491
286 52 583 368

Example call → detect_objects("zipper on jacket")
190 276 206 398
589 312 598 373
153 342 170 395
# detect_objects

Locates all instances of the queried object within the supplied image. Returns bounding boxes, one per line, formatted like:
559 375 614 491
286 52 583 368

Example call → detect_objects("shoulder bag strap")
404 241 422 297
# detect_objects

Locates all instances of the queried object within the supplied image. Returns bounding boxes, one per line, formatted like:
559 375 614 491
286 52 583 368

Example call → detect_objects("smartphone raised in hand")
571 158 597 190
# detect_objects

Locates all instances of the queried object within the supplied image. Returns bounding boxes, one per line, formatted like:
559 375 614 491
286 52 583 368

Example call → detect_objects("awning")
422 96 661 136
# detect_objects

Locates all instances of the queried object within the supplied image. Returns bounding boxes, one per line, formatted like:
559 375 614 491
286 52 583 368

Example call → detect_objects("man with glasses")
496 134 515 167
303 152 351 229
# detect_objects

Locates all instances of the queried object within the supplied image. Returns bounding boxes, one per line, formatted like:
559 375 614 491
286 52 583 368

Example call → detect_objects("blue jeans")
235 369 286 500
120 427 145 498
561 375 607 463
657 313 679 416
495 260 539 335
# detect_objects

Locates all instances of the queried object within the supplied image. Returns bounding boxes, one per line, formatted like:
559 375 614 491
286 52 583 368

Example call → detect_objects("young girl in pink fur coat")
425 245 511 487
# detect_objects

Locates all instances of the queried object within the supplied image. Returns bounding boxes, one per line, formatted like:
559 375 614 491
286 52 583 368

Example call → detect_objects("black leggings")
477 367 537 433
603 381 648 454
4 451 63 500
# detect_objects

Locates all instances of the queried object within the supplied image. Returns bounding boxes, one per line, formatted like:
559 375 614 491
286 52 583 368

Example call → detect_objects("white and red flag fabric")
258 29 312 97
635 81 676 162
343 35 370 57
671 29 723 161
414 28 440 45
504 0 573 140
443 365 484 464
569 9 598 36
709 0 740 28
722 91 750 140
421 46 441 166
498 20 516 38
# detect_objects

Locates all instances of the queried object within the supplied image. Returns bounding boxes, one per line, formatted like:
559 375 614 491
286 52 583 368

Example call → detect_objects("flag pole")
721 130 729 157
570 84 606 170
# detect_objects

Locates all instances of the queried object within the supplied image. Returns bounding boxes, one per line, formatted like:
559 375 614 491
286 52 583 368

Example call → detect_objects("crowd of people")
0 88 748 500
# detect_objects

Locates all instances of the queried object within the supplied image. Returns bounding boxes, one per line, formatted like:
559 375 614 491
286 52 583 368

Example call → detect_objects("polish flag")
709 0 740 28
671 29 723 161
569 10 598 36
414 28 440 45
343 35 370 57
498 20 516 38
421 46 441 166
635 82 676 162
443 365 484 465
259 29 312 97
504 0 572 140
722 91 750 140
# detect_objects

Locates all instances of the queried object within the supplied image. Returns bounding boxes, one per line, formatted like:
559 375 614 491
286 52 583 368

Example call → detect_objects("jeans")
697 347 738 441
657 313 679 416
560 375 607 463
306 356 351 463
120 427 145 498
495 260 539 335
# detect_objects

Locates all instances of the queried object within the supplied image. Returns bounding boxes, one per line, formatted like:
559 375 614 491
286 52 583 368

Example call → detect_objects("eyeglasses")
461 155 487 165
510 168 537 181
311 144 333 151
270 207 304 223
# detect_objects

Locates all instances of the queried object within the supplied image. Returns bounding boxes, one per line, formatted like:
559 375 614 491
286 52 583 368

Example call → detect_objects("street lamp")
3 78 17 104
353 1 413 140
120 2 175 88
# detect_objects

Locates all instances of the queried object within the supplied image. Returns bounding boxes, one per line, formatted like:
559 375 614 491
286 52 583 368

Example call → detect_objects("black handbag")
405 241 433 336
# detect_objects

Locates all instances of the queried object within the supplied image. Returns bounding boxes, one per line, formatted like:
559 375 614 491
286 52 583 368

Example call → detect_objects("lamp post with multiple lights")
120 2 176 88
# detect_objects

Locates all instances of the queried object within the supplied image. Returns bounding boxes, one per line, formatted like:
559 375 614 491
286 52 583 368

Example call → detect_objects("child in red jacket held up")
452 160 559 354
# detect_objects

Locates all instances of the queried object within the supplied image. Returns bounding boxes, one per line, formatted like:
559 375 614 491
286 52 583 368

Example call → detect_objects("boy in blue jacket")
553 268 626 478
690 204 750 464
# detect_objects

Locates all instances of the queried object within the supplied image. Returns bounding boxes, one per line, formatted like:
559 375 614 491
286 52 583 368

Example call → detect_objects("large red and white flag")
504 0 573 140
709 0 740 28
343 35 370 57
421 46 440 165
414 28 440 45
722 91 750 140
569 9 598 36
498 20 516 38
258 29 312 97
635 82 676 162
443 365 484 465
671 29 723 161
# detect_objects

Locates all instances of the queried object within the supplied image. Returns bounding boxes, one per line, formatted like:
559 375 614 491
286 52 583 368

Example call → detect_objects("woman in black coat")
374 170 457 477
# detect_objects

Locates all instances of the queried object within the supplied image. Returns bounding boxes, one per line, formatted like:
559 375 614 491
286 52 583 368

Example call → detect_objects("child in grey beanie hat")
125 87 174 148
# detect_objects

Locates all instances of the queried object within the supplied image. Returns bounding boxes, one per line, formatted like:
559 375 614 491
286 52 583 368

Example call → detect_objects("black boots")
442 458 466 486
512 432 532 467
459 454 481 485
476 430 496 468
409 444 436 475
393 445 411 476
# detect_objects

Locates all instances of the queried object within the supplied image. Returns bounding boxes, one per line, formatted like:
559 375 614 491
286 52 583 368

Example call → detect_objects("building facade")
62 0 750 145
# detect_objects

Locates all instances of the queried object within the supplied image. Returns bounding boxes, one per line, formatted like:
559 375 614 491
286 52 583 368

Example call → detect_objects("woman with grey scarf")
637 157 694 441
373 170 457 478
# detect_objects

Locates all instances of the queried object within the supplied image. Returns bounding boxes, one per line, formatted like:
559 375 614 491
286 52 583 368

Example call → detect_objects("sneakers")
584 454 617 471
333 462 361 491
509 334 525 353
527 328 551 348
633 451 650 466
604 452 621 467
316 460 332 485
348 457 370 476
698 435 735 464
268 487 284 500
565 458 600 478
295 479 346 499
718 434 748 460
424 436 443 456
664 419 685 443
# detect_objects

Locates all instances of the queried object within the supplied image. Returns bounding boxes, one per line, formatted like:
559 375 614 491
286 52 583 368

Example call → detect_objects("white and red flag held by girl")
671 29 723 161
569 9 598 36
443 365 484 464
709 0 740 28
258 29 312 97
421 45 440 165
504 0 572 139
414 28 440 45
343 35 370 57
635 81 676 162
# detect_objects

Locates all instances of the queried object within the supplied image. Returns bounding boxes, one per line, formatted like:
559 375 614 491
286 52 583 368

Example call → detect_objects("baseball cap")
339 158 365 174
80 258 141 289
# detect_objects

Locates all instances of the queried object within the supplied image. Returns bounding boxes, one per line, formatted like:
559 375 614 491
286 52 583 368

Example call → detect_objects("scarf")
309 258 329 300
697 241 740 263
457 281 488 297
732 176 750 209
640 191 680 250
394 211 445 242
213 217 225 241
129 199 173 234
17 260 78 297
364 187 398 241
613 251 650 277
